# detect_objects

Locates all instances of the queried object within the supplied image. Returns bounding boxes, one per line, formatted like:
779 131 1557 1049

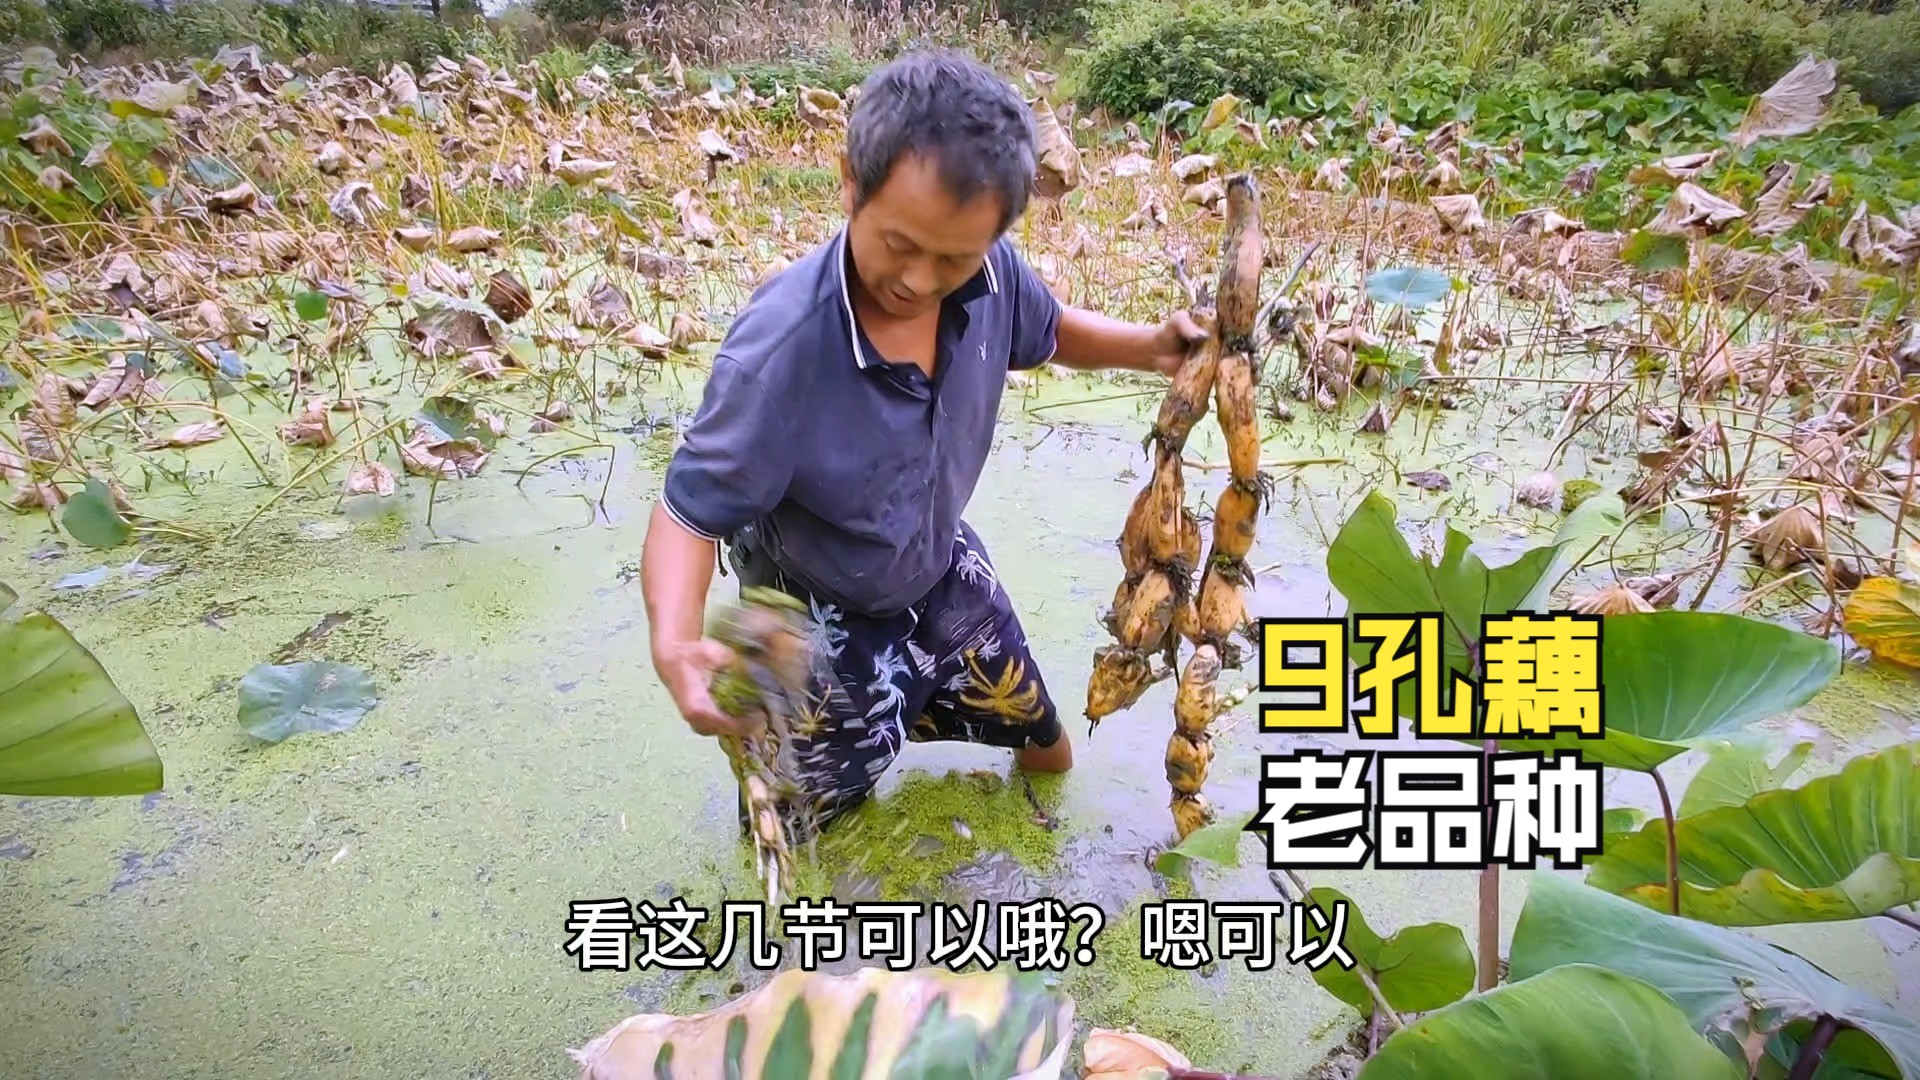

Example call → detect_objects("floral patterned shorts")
724 521 1064 828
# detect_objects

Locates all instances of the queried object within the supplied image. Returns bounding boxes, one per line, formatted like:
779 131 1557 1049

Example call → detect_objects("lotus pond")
2 43 1919 1080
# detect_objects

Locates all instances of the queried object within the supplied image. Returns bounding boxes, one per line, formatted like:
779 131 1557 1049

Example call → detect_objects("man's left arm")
1004 244 1206 378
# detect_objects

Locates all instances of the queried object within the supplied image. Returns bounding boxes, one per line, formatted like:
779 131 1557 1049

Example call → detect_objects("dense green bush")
45 0 155 52
989 0 1083 34
1538 0 1916 113
1827 1 1920 111
1341 0 1596 88
8 0 469 73
248 0 465 71
161 0 289 56
0 0 57 43
1076 0 1352 117
530 0 626 29
1566 0 1825 93
1068 0 1918 121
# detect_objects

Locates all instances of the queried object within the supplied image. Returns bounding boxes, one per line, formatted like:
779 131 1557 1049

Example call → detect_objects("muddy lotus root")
707 586 819 904
1086 172 1268 842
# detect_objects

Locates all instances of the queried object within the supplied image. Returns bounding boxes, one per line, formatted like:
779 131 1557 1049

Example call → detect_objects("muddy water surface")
3 326 1917 1078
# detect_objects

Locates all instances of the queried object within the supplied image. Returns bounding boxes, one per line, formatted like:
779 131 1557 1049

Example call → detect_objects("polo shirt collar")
834 227 998 371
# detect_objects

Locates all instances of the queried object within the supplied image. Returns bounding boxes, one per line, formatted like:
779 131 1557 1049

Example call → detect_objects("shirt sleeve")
659 355 795 542
1004 243 1063 372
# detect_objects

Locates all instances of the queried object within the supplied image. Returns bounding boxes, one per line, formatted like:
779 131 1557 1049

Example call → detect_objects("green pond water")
4 271 1919 1078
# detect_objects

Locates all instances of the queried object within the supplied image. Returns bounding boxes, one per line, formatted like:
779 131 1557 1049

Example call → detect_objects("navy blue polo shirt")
660 227 1063 617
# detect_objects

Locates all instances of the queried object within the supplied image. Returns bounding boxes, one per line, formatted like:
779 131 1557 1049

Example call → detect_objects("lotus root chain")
1086 173 1267 842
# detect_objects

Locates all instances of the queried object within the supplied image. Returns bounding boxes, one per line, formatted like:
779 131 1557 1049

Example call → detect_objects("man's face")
841 152 1006 321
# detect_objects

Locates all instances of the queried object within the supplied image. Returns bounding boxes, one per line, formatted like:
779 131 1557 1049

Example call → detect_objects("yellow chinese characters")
1258 619 1347 730
1480 614 1602 737
1256 613 1603 739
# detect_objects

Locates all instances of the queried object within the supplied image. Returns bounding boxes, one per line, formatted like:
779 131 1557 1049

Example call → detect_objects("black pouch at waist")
726 520 856 613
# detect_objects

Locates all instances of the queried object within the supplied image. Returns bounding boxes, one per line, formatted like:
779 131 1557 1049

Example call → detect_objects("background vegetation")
1 0 1915 116
1 0 1914 275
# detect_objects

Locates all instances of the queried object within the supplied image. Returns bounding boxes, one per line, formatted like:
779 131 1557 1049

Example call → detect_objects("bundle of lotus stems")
707 586 820 905
1087 173 1268 842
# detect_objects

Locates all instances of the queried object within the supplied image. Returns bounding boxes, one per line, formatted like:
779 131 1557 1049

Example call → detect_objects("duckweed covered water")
4 283 1918 1078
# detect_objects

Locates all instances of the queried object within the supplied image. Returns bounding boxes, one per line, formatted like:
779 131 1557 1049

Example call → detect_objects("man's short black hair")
845 50 1037 233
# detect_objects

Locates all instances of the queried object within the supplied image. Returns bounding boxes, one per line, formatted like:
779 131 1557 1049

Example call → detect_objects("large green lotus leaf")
567 966 1074 1078
1326 489 1624 725
0 592 162 796
1604 807 1648 853
1586 742 1920 925
1296 887 1475 1018
1510 874 1920 1079
1355 963 1743 1080
1504 611 1840 771
1678 736 1814 818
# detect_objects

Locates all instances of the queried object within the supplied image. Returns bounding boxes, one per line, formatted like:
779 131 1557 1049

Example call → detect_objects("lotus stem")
1651 765 1682 917
1787 1015 1843 1080
1478 738 1501 992
512 440 613 488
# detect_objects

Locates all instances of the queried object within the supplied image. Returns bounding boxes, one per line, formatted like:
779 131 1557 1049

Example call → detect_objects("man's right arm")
641 503 738 735
642 355 796 736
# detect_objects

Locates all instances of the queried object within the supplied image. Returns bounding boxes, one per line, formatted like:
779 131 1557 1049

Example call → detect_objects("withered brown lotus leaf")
485 270 532 323
1734 56 1838 149
404 306 496 355
1431 193 1486 234
19 115 74 158
1170 154 1216 183
400 426 488 479
278 397 335 447
141 421 224 450
1571 584 1656 615
1314 157 1351 191
1627 151 1719 186
1648 182 1747 234
1032 100 1080 199
446 225 501 253
671 188 718 245
1746 503 1824 571
393 226 433 252
1516 470 1562 510
345 461 396 496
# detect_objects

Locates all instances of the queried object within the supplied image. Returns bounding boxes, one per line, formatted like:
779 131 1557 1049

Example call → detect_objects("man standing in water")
641 50 1205 830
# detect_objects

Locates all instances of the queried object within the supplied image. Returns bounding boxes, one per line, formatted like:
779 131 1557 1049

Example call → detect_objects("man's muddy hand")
1149 310 1210 377
655 638 756 737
